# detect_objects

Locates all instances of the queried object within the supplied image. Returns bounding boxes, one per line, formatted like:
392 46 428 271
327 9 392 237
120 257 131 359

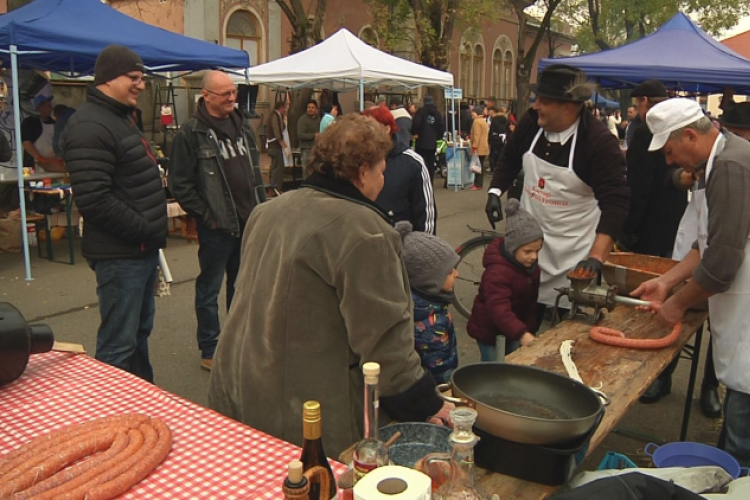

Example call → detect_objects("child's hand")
520 332 536 347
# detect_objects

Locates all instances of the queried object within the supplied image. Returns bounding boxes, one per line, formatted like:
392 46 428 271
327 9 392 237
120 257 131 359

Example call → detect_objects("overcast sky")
720 15 750 39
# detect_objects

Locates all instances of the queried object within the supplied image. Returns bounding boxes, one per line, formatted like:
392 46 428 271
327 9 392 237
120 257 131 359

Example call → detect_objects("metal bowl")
379 422 451 467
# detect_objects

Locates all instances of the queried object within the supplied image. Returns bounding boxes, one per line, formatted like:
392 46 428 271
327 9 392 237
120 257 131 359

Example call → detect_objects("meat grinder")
551 270 651 325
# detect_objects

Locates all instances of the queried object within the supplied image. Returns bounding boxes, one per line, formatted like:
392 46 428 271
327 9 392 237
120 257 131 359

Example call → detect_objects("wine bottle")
299 401 337 500
352 362 389 484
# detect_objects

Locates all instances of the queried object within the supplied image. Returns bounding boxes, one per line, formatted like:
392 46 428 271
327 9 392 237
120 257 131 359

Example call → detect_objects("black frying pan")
438 363 603 445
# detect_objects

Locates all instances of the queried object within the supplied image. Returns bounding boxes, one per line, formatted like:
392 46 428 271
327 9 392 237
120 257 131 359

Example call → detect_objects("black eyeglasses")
125 74 145 85
205 88 238 98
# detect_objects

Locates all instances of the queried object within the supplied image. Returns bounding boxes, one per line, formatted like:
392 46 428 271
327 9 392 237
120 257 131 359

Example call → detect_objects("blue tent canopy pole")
10 45 32 281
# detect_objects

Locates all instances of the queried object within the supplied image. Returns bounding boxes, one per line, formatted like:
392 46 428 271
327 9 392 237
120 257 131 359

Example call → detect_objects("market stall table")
24 184 76 264
0 352 347 499
476 306 709 499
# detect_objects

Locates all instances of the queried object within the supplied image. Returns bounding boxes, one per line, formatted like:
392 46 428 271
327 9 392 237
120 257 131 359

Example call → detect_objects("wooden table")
476 306 709 499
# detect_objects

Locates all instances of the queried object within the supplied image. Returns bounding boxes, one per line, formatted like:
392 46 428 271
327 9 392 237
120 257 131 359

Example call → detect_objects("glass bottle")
433 407 490 500
352 362 389 484
299 401 337 500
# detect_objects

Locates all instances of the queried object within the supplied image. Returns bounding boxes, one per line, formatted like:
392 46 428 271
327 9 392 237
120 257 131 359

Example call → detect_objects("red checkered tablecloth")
0 352 347 499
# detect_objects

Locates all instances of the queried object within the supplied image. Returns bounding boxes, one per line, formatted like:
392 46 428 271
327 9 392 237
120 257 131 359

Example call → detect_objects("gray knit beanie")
395 221 460 296
504 199 544 255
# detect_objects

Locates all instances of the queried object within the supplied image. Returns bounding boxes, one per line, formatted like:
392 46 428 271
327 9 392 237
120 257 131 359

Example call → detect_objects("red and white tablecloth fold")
0 352 347 499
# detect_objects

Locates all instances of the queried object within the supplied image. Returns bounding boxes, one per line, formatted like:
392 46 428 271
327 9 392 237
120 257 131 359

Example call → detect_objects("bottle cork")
362 362 380 384
288 460 304 485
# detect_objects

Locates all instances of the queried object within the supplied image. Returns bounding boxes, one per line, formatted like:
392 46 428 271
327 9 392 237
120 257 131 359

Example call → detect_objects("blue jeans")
718 388 750 467
477 338 521 362
195 224 241 359
88 254 159 383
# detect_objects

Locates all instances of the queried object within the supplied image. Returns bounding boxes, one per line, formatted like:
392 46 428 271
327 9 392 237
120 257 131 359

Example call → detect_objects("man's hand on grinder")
574 257 602 276
485 193 503 229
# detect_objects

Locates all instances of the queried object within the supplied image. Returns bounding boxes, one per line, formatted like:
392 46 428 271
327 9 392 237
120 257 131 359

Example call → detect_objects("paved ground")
0 174 722 470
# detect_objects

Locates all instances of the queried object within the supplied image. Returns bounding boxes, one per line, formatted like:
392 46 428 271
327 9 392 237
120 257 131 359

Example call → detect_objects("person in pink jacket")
467 199 544 361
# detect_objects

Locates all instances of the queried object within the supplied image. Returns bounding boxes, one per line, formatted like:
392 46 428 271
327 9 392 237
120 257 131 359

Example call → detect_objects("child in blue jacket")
395 221 460 384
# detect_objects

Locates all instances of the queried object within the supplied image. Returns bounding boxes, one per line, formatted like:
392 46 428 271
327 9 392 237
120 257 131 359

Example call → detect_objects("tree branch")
275 0 297 26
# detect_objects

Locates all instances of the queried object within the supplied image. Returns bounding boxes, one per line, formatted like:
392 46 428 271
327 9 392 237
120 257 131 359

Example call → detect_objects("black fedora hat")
531 64 593 103
720 102 750 129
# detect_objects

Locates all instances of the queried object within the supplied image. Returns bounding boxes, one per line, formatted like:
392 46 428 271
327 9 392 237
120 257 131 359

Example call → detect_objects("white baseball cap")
646 98 705 151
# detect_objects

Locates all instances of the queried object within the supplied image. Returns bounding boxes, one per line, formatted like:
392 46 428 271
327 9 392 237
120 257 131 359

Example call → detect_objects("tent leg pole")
451 91 458 192
359 78 364 112
11 45 33 281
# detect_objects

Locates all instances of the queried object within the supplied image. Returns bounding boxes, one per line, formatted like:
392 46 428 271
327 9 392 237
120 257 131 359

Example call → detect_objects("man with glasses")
62 45 167 382
170 70 266 371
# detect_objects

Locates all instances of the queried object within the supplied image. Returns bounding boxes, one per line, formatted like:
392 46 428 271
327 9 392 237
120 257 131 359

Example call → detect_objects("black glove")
615 234 638 253
485 193 503 229
574 258 603 276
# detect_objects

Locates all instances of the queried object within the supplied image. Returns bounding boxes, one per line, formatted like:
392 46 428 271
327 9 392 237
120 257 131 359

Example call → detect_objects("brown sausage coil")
590 321 682 349
0 414 171 500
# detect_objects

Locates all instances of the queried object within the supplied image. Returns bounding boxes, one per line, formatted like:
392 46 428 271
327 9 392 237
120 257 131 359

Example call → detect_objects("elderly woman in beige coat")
208 114 451 457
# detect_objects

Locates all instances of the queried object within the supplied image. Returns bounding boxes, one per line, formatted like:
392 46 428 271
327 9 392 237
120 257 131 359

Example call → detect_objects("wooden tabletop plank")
476 306 709 499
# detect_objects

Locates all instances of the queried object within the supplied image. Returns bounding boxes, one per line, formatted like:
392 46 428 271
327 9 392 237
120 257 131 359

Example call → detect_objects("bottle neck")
303 418 322 441
450 437 478 480
363 381 380 440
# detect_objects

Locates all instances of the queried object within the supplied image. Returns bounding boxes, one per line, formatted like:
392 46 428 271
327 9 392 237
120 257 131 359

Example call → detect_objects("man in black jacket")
62 45 167 383
170 71 266 371
411 95 445 180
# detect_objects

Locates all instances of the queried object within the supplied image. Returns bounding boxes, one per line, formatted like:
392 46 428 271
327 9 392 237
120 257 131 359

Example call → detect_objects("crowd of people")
41 42 750 468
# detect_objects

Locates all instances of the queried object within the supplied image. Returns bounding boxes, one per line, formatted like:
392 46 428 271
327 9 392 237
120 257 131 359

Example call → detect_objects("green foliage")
364 0 501 69
558 0 750 53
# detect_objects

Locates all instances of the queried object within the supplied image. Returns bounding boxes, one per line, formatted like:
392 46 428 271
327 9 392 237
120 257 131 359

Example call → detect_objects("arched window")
502 51 513 100
359 27 379 48
472 45 484 98
459 41 472 96
491 49 502 100
225 11 260 66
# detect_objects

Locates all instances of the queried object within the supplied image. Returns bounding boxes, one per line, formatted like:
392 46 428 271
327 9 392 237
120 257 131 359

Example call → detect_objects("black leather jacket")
169 111 266 236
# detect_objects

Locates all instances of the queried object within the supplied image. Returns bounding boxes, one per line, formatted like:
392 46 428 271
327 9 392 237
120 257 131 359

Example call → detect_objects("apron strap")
568 129 578 172
528 128 544 153
526 127 578 172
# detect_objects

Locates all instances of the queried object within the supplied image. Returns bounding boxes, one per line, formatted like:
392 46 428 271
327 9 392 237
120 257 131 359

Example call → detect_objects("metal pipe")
613 295 652 308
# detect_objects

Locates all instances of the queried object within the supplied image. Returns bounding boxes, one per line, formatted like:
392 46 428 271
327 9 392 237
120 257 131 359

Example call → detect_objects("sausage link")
55 423 158 500
86 418 172 500
14 431 129 499
590 322 682 349
0 427 126 487
0 414 146 479
0 431 117 498
38 428 146 500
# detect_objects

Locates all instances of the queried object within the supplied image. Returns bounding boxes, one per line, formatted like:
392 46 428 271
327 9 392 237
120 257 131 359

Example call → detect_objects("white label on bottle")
374 399 379 409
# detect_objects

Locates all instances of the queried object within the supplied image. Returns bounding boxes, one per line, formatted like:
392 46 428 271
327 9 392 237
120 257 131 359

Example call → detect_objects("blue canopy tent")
589 92 619 109
0 0 249 280
539 12 750 94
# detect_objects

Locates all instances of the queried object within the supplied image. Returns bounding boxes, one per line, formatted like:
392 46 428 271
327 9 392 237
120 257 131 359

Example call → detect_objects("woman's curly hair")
307 114 391 181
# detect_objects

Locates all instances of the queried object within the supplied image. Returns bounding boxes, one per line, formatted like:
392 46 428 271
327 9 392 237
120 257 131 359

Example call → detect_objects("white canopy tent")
234 28 454 96
234 28 466 189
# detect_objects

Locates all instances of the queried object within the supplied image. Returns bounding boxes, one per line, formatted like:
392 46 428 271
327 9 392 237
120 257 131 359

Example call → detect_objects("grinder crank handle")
613 295 652 308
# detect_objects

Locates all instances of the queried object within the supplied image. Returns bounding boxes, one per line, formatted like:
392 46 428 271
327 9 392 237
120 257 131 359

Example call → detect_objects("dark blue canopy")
539 12 750 93
589 91 619 109
0 0 249 73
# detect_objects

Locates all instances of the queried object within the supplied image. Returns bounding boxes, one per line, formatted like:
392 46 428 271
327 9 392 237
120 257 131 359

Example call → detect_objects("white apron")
697 134 750 393
520 128 601 306
35 121 55 158
671 179 701 260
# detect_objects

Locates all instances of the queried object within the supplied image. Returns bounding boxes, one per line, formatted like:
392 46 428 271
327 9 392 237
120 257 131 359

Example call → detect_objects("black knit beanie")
94 45 145 85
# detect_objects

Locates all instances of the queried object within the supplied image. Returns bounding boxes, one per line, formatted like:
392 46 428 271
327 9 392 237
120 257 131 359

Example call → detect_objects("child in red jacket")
467 199 543 361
